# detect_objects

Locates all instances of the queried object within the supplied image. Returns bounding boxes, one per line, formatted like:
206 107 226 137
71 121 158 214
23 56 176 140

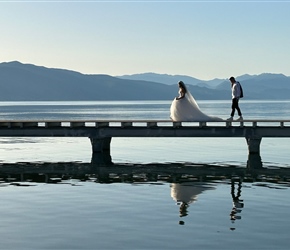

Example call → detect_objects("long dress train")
170 89 222 122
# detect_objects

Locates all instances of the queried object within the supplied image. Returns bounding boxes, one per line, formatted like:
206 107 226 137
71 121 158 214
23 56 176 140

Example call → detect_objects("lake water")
0 100 290 249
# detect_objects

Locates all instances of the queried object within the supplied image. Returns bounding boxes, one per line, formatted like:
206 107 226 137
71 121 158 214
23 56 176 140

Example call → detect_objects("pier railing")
1 119 290 128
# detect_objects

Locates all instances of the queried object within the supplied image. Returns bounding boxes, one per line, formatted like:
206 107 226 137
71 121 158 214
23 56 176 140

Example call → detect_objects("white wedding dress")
170 89 223 122
170 183 215 205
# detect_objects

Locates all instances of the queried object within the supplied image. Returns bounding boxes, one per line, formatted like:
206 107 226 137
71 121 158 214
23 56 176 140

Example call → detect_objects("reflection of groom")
230 178 244 229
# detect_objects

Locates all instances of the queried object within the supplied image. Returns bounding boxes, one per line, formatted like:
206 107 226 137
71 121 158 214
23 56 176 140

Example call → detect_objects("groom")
227 76 243 121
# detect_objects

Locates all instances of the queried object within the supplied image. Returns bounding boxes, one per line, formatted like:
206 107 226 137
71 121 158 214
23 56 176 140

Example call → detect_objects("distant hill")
0 61 289 101
118 72 290 100
0 61 174 101
116 73 224 88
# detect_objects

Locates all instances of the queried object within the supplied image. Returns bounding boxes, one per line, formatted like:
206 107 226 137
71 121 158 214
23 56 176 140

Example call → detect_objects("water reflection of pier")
2 160 289 229
1 160 290 184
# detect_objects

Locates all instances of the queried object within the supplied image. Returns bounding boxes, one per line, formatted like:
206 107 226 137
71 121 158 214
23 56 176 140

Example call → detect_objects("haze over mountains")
0 61 289 101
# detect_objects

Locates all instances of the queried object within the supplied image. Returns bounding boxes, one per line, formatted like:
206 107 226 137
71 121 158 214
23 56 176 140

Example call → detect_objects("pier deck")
0 119 290 159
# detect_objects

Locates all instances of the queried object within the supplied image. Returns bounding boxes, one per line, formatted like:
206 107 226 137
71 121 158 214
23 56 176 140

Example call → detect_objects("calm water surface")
0 100 290 249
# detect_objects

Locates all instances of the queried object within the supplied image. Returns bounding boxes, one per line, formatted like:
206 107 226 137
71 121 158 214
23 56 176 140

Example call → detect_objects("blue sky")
1 0 290 80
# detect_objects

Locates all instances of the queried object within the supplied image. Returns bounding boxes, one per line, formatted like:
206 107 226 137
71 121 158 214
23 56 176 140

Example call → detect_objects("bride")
170 81 223 122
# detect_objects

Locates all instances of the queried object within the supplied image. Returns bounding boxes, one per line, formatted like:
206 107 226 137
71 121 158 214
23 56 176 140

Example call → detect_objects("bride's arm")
176 90 185 100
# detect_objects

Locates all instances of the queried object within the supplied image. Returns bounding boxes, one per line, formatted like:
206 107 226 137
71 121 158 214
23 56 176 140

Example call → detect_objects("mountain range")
0 61 289 101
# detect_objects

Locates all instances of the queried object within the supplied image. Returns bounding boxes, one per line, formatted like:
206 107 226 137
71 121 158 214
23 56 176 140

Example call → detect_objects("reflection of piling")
91 152 113 165
89 137 112 153
246 136 262 154
247 153 263 169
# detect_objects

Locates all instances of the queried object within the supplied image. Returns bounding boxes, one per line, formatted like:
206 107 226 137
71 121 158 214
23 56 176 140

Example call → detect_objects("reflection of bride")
171 182 214 206
170 81 223 122
170 182 215 220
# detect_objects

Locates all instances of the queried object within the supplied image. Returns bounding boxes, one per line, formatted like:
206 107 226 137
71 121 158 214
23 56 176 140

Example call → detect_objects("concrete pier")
0 119 290 161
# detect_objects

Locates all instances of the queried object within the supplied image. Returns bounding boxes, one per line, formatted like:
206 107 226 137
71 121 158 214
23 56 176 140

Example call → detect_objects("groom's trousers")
231 98 242 117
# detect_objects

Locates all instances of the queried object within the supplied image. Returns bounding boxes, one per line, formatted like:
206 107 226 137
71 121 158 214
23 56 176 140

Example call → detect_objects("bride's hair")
179 80 200 108
178 81 187 93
